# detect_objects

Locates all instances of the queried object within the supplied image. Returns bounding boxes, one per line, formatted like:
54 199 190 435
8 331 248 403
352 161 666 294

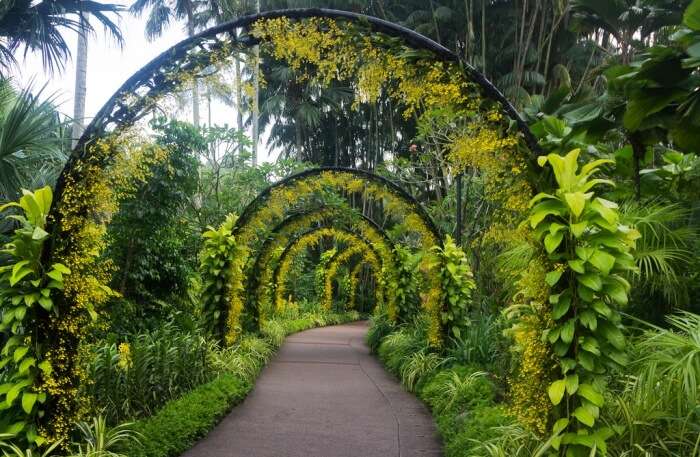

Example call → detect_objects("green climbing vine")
529 149 639 454
0 188 70 445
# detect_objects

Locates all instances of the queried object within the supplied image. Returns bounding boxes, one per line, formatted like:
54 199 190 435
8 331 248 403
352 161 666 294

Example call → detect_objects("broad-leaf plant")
0 187 69 445
529 149 639 455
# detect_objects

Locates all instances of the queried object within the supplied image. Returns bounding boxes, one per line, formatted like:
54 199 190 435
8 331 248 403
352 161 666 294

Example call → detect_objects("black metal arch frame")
50 7 542 241
248 206 396 290
324 249 380 311
233 166 442 243
271 226 385 307
247 205 396 304
70 8 540 155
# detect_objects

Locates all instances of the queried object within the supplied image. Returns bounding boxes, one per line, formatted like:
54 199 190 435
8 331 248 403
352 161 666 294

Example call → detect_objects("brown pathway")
181 321 443 457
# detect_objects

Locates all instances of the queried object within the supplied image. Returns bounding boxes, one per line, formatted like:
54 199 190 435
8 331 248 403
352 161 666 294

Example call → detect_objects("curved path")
182 321 443 457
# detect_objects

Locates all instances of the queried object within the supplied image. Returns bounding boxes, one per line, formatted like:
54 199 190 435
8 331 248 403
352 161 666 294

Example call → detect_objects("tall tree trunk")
252 0 261 166
187 17 200 126
629 133 645 201
72 14 89 149
235 56 244 132
481 0 486 75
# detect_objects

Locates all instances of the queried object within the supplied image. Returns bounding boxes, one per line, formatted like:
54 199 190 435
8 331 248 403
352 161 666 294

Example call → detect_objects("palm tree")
0 78 69 206
0 0 124 75
130 0 202 125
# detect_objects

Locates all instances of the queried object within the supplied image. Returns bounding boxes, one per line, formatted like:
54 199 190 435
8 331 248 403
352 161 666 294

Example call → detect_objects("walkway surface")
182 321 443 457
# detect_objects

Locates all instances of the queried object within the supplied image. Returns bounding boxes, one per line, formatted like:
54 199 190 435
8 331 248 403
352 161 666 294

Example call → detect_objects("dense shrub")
86 323 213 424
124 374 250 457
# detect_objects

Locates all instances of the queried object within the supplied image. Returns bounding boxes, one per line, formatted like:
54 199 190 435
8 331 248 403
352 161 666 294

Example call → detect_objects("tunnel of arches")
26 7 541 442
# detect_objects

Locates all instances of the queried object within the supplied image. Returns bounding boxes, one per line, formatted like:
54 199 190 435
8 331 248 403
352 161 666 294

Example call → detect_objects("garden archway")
37 7 541 443
247 205 397 321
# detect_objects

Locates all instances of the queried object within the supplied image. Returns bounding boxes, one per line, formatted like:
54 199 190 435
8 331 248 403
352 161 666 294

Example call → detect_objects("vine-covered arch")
322 245 381 312
271 226 384 314
32 6 543 443
247 205 397 322
218 167 444 346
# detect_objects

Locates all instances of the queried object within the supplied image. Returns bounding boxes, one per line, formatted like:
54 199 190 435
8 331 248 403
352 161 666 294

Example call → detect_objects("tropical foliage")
1 1 700 456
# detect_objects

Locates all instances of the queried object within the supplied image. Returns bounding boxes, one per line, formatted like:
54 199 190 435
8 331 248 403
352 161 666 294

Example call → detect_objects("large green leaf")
548 379 566 405
579 384 604 407
21 392 37 414
564 192 587 218
589 250 616 275
623 88 688 131
684 0 700 30
573 405 596 427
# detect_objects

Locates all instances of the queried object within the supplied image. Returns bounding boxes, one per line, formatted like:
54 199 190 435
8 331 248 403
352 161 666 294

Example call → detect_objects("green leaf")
564 192 587 218
553 418 569 435
591 300 612 318
561 319 575 343
51 263 71 275
573 406 596 427
600 323 626 350
545 270 563 286
589 250 616 275
579 351 595 371
31 227 49 240
565 374 579 395
548 379 566 405
46 270 63 282
571 221 588 238
18 357 35 375
568 259 585 274
579 384 605 407
529 200 565 228
580 310 598 330
13 346 28 362
578 273 602 291
21 392 37 414
10 267 33 286
590 198 619 226
544 231 565 254
581 337 601 356
604 280 628 306
623 88 687 131
552 295 572 320
38 361 52 376
684 0 700 30
38 297 53 311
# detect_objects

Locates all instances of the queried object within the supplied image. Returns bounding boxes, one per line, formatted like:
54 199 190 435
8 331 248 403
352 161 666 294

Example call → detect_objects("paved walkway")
182 321 443 457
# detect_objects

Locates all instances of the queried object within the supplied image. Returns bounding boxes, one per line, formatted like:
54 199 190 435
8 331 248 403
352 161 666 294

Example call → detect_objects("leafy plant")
390 245 422 322
197 214 239 337
71 416 139 457
0 187 69 445
431 236 475 339
400 352 449 392
86 324 212 424
529 149 639 454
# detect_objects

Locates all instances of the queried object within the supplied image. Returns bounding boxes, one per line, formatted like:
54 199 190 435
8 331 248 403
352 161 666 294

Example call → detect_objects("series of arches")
34 7 540 440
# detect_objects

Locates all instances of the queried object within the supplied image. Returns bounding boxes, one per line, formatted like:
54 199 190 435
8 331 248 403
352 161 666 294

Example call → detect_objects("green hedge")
124 374 251 457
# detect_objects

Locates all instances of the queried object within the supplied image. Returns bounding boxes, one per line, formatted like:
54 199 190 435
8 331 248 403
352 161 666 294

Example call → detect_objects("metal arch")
271 226 385 301
47 8 544 251
233 166 443 245
246 205 396 305
324 248 380 310
70 8 540 156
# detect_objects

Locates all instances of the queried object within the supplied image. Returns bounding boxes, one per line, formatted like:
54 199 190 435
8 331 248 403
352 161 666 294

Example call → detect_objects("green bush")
420 365 495 414
441 405 513 457
86 323 212 424
366 313 395 353
123 374 250 457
